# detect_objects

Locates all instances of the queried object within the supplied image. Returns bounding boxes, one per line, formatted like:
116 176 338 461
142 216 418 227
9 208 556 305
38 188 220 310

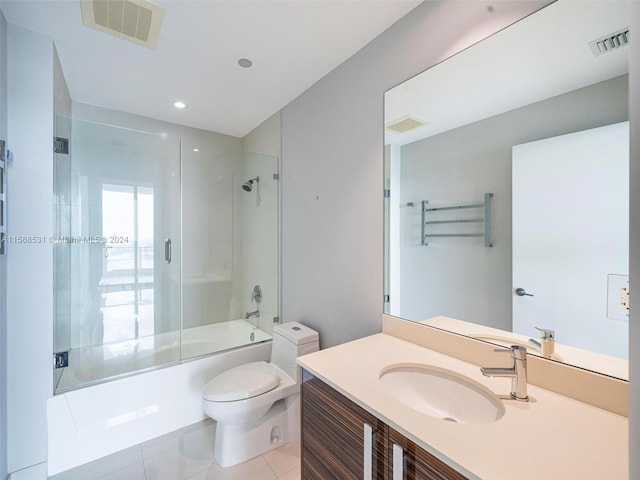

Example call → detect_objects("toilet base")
214 398 293 467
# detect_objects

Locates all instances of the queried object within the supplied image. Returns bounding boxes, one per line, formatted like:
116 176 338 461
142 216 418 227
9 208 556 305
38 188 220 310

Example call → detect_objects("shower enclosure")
53 117 279 392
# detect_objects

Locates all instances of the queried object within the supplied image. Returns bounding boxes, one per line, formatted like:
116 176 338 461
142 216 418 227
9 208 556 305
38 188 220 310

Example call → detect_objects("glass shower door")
53 118 181 392
180 147 278 359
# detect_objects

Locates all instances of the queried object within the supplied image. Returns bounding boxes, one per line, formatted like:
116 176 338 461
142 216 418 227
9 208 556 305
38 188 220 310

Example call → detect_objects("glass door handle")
165 238 172 264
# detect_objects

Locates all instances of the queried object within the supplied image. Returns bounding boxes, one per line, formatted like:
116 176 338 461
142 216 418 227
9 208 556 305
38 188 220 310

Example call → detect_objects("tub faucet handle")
251 285 262 303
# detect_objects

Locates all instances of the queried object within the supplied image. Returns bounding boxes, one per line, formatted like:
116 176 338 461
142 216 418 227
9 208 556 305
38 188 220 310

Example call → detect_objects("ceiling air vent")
588 27 629 57
80 0 165 49
386 115 428 134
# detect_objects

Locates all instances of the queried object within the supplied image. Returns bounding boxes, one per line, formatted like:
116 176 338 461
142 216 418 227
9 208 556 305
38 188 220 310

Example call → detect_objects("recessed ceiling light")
193 148 199 152
173 100 188 109
238 58 253 68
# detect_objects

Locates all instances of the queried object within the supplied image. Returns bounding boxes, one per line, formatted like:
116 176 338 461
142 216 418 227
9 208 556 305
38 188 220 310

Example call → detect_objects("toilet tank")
271 322 319 382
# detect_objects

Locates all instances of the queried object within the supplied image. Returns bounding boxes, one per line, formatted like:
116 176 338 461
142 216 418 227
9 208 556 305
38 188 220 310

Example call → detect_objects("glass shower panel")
53 115 72 390
53 117 181 393
100 184 155 343
181 148 278 360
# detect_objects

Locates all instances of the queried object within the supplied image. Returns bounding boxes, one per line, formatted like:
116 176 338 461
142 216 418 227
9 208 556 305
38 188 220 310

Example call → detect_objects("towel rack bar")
421 193 492 247
423 203 483 212
424 219 483 225
425 234 484 238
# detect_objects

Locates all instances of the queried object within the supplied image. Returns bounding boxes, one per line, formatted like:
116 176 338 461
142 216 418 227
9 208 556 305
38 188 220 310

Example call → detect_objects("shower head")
242 176 259 192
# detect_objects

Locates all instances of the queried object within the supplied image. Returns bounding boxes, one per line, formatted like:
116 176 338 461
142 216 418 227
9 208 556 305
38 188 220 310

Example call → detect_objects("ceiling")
1 0 422 137
385 0 630 145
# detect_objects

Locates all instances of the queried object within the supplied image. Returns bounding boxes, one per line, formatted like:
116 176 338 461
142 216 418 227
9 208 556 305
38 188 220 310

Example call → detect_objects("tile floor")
48 419 301 480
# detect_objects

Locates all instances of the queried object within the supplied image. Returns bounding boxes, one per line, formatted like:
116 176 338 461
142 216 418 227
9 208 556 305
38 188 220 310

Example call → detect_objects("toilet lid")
202 361 280 402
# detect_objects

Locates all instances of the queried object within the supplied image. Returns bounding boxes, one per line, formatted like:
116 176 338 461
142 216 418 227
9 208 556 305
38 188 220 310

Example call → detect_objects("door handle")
515 287 533 297
364 423 373 480
164 238 172 264
393 443 404 480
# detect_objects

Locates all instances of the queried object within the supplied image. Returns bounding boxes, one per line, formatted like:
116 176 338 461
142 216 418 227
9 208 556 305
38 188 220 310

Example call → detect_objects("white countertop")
297 333 628 479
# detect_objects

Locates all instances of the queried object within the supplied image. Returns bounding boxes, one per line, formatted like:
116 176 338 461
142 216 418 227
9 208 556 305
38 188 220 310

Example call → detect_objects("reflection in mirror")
383 0 629 380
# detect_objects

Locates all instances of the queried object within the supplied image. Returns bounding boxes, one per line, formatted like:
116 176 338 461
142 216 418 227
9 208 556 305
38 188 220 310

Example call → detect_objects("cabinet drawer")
301 371 387 480
388 428 468 480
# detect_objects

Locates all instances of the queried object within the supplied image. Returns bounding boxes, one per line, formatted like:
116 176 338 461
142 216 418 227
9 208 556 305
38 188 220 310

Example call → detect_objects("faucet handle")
534 327 555 340
493 345 527 359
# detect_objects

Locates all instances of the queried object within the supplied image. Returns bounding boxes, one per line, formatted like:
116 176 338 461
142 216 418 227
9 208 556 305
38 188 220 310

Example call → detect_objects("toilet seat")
202 361 280 402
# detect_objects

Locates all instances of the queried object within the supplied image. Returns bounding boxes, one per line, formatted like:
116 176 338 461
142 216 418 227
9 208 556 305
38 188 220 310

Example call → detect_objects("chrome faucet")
244 310 260 319
481 345 529 402
528 326 555 359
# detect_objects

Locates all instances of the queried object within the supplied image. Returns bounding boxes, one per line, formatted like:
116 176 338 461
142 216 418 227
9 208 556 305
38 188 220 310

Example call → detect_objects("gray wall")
281 0 551 348
397 76 628 330
629 1 639 477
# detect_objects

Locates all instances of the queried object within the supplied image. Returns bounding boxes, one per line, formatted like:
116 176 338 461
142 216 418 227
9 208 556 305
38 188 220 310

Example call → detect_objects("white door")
512 122 628 358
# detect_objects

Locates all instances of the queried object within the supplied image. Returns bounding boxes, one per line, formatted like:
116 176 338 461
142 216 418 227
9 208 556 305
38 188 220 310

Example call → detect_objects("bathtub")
181 319 272 359
56 319 272 391
47 320 272 476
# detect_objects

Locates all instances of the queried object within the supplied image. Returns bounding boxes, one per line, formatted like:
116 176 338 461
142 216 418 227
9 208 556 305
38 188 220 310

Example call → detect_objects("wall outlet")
607 274 629 321
620 285 629 310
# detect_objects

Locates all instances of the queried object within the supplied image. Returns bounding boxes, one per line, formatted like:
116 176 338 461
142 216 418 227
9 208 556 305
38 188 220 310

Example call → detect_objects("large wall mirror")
383 0 629 380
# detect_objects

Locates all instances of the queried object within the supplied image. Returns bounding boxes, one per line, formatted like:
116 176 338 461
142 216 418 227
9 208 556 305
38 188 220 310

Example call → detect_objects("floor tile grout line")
140 425 216 464
89 444 144 480
262 455 280 479
276 464 301 480
140 422 216 457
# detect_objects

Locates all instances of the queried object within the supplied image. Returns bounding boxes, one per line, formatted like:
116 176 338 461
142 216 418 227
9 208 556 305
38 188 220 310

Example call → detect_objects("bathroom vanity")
301 369 465 479
297 320 628 479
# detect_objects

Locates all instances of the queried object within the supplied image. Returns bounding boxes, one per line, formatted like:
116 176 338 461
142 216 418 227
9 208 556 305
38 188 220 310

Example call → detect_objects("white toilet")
202 321 319 467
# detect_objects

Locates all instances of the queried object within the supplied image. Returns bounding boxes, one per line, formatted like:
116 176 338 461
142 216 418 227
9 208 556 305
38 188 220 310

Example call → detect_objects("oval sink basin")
379 364 505 424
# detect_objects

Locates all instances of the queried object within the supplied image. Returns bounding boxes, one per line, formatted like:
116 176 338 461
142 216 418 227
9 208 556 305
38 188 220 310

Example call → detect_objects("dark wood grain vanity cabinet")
300 369 468 480
300 369 388 479
387 428 467 480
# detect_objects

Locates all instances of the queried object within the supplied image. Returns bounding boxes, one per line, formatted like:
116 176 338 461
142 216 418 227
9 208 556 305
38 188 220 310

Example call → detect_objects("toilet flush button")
292 326 301 331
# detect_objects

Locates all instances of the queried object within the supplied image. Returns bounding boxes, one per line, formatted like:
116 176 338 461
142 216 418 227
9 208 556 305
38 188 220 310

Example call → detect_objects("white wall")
629 1 640 477
280 0 552 348
242 111 281 159
6 24 53 475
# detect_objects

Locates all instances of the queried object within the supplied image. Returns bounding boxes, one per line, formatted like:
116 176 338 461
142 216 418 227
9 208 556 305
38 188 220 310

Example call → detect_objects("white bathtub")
56 319 272 391
47 321 272 476
181 319 272 359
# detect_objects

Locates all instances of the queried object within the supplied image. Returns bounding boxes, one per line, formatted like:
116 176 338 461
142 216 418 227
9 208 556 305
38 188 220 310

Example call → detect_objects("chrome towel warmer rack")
419 193 493 247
